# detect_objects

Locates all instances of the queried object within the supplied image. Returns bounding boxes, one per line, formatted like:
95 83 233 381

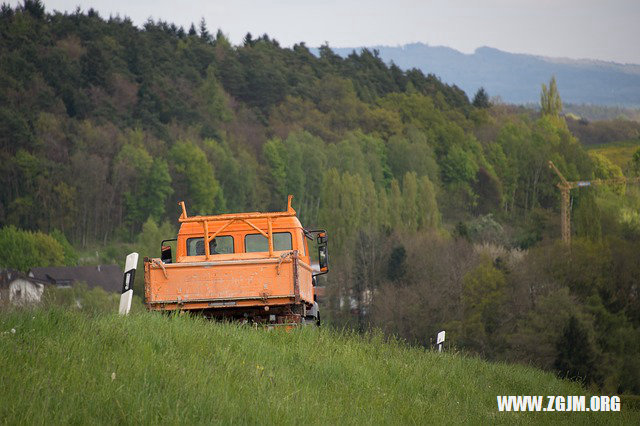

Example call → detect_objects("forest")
1 1 640 395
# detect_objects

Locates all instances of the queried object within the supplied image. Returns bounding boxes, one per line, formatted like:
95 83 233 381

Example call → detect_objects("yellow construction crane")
548 160 640 244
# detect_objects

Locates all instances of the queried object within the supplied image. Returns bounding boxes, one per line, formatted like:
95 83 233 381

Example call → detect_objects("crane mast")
548 160 640 244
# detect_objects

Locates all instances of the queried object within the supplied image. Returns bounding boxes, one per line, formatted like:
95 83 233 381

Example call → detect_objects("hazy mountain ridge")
317 43 640 107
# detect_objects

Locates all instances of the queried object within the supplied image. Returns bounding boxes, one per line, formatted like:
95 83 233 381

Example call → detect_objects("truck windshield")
245 232 292 253
187 236 234 255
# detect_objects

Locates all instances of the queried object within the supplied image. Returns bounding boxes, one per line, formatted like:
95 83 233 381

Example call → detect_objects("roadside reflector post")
119 252 139 315
437 330 446 353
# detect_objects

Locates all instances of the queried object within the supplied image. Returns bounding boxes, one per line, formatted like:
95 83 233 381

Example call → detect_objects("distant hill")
317 43 640 107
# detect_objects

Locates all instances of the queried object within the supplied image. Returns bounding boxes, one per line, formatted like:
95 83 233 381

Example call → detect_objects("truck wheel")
304 312 320 326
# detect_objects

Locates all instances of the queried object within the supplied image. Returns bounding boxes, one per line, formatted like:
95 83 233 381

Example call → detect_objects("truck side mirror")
161 245 172 264
317 232 328 274
306 229 329 276
160 238 176 264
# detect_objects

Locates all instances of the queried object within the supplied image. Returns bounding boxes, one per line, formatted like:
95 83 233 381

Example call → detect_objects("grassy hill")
1 309 637 424
587 140 640 169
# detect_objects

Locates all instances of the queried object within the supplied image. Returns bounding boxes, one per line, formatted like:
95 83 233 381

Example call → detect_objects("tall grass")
588 140 640 169
1 308 637 424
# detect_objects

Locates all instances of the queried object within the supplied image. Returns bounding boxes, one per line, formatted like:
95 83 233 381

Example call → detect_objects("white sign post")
118 252 139 316
437 330 446 353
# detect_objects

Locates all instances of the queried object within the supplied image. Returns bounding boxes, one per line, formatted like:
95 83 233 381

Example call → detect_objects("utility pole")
548 161 640 244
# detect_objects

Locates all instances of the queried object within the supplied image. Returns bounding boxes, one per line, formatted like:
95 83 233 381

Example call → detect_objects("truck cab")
144 196 328 326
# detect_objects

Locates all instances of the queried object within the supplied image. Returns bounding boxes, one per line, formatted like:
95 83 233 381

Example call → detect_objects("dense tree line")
1 2 640 394
566 116 640 146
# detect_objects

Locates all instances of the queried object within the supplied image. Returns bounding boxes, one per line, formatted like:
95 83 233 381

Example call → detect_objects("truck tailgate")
145 254 313 308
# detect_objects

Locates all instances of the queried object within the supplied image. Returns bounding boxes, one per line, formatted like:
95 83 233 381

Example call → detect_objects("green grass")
1 309 637 425
587 140 640 170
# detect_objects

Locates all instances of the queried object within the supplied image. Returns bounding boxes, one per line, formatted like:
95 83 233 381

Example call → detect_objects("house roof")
29 265 122 293
0 268 49 288
0 268 20 288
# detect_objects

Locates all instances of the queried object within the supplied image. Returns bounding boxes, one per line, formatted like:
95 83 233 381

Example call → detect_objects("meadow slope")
587 140 640 170
0 309 636 425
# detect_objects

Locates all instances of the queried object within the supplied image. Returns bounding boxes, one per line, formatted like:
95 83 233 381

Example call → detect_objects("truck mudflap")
144 250 313 310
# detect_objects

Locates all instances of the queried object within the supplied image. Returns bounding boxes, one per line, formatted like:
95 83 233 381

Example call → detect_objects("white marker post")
437 330 446 353
118 252 139 316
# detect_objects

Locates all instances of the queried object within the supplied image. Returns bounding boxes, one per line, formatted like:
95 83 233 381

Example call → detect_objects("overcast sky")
34 0 640 64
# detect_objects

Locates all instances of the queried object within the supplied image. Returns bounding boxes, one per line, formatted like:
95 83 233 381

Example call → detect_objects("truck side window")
187 236 234 255
245 232 292 253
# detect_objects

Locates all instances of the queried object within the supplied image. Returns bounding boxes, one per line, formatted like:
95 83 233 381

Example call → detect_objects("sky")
33 0 640 64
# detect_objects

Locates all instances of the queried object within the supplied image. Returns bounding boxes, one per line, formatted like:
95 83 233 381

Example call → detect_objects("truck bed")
144 251 313 311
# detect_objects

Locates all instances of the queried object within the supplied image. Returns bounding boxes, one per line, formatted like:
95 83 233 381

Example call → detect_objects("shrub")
0 226 65 272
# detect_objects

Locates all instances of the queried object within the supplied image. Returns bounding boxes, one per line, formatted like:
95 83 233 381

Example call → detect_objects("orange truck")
144 196 328 326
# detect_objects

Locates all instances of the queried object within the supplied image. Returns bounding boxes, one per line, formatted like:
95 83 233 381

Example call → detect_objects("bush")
0 226 65 272
50 229 78 266
41 281 144 315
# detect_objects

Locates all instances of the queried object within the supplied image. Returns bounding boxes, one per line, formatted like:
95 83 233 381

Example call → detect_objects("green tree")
386 132 439 184
0 226 65 272
133 218 175 296
417 175 440 230
554 316 599 385
22 0 45 19
630 147 640 176
461 261 507 354
318 169 363 254
282 135 306 205
318 169 342 248
508 288 578 370
203 139 258 213
263 138 287 208
387 245 407 283
143 159 173 221
199 64 231 135
199 18 211 42
541 76 562 117
377 186 390 230
472 87 490 108
441 145 479 185
401 172 419 232
590 152 623 180
50 229 78 266
573 189 602 241
389 179 403 229
169 141 222 215
114 143 173 232
360 175 379 232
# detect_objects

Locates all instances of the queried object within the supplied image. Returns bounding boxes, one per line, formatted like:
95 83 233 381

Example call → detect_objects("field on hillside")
1 309 637 424
587 140 640 170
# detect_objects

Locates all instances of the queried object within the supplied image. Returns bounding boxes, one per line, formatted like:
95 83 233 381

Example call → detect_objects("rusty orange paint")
144 196 315 320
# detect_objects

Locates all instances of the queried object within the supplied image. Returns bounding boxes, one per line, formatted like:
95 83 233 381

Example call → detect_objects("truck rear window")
245 232 292 253
187 236 234 255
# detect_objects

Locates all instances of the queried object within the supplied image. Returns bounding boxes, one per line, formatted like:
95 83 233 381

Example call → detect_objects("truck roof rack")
177 195 297 259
